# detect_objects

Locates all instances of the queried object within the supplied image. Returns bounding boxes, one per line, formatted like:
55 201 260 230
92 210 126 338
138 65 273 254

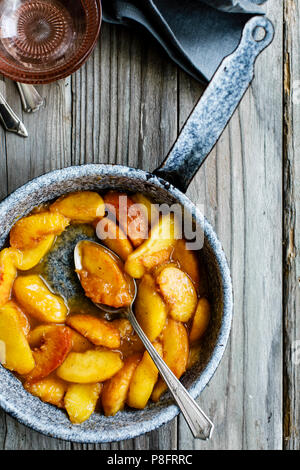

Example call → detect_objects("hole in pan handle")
154 16 274 193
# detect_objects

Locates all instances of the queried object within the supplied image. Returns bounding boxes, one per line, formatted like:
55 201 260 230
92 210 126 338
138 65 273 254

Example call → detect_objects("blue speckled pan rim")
0 164 233 443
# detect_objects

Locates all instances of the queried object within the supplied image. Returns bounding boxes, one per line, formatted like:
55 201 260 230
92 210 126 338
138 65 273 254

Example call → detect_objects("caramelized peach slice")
13 275 68 323
15 235 55 271
141 248 173 272
0 248 21 307
0 303 35 374
70 329 93 353
65 383 102 424
131 193 159 225
10 212 69 250
156 266 197 322
104 191 148 247
134 274 167 341
172 240 201 289
125 214 180 279
29 324 55 348
24 376 67 407
190 298 211 343
77 241 133 308
57 350 123 383
26 325 72 382
95 216 133 261
3 301 30 336
127 342 162 409
102 354 142 416
30 322 90 354
50 191 105 223
152 319 189 402
66 314 120 349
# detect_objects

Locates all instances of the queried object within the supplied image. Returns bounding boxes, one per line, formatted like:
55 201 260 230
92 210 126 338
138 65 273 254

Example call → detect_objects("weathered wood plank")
283 0 300 450
178 0 283 450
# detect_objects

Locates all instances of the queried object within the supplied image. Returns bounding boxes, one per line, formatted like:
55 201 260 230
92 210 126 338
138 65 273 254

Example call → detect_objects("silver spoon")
74 240 214 440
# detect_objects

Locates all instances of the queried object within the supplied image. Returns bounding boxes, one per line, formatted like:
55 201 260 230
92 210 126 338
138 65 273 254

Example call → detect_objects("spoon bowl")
74 239 137 314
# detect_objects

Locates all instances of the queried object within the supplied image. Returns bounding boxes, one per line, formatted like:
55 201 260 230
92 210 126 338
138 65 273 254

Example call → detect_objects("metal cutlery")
0 91 28 137
16 83 44 113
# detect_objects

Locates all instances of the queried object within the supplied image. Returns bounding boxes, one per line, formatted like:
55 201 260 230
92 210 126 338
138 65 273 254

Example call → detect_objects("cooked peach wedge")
156 266 197 322
152 319 189 402
104 191 148 247
102 354 142 416
3 301 30 336
28 324 56 348
10 212 69 250
24 376 67 408
0 248 21 307
13 275 68 323
172 239 201 290
70 329 93 353
50 191 105 223
0 302 35 374
131 193 159 225
26 325 72 382
141 248 173 271
65 383 102 424
134 274 167 341
95 216 133 261
125 214 180 279
66 314 120 349
76 241 133 308
189 298 211 343
57 350 123 383
29 323 91 358
15 235 55 271
127 342 163 409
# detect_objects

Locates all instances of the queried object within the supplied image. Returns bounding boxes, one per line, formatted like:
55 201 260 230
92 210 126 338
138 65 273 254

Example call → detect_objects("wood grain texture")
178 0 283 450
0 0 295 449
283 0 300 450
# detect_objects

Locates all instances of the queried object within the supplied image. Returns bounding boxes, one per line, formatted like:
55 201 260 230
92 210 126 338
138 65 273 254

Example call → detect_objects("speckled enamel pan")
0 17 273 443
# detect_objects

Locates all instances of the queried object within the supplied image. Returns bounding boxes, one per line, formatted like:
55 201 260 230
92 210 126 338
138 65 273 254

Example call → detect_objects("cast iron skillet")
0 17 273 443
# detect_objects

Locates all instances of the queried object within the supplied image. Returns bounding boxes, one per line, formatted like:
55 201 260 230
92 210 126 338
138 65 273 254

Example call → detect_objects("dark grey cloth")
102 0 267 83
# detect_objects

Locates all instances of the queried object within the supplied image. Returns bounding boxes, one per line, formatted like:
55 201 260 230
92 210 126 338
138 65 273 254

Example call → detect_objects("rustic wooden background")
0 0 299 450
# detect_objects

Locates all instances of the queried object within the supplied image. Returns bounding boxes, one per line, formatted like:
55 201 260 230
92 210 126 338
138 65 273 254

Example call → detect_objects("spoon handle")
128 308 214 440
16 83 44 113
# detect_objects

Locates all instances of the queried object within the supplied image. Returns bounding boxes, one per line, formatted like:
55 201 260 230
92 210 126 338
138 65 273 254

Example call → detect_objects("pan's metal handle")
154 16 274 193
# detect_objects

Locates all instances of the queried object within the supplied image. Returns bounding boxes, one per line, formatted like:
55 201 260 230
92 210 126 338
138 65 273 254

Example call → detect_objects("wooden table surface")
0 0 299 450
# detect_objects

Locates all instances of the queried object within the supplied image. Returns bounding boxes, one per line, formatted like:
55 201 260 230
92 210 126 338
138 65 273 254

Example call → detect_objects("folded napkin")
102 0 267 82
